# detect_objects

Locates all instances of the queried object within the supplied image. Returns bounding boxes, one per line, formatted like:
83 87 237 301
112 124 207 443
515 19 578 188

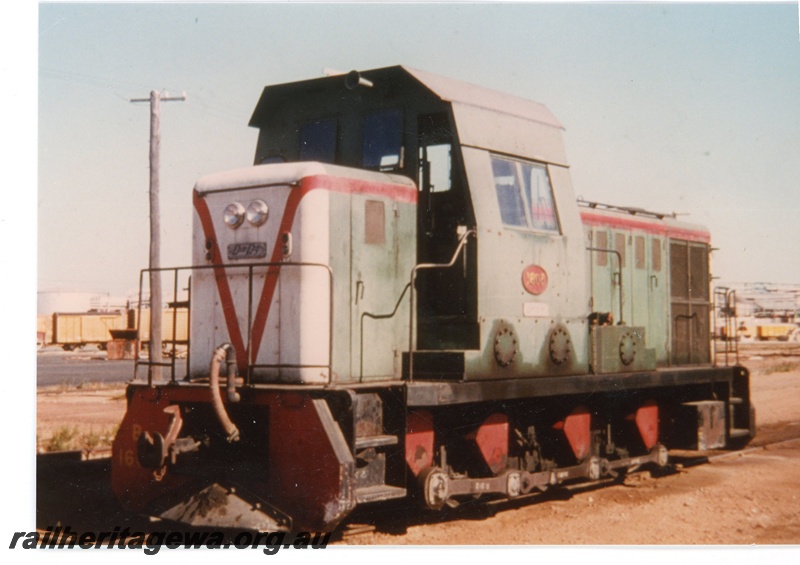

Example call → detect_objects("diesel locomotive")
111 66 755 532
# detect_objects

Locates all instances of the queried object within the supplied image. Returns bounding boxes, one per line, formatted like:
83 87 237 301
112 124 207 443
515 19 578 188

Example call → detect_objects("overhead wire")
40 66 250 124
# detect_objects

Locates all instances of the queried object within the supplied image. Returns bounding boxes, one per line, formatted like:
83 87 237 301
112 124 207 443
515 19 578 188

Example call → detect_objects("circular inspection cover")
619 331 638 366
549 326 571 365
494 322 518 368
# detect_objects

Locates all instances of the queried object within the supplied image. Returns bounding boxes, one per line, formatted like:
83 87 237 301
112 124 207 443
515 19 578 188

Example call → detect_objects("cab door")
415 113 478 351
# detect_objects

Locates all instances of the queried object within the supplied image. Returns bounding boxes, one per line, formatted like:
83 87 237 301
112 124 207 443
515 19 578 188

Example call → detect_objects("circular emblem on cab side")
522 265 548 295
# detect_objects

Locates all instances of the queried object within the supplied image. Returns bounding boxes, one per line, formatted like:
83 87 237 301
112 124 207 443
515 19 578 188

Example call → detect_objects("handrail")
586 246 624 324
135 261 334 386
407 229 476 381
359 283 411 382
136 268 181 384
713 286 739 367
727 288 739 365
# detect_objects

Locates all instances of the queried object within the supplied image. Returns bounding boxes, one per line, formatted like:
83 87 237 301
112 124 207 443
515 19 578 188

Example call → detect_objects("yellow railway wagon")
133 308 189 344
51 311 128 350
757 324 797 340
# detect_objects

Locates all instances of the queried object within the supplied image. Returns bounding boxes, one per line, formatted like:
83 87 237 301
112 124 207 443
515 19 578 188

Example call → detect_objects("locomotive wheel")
420 467 450 510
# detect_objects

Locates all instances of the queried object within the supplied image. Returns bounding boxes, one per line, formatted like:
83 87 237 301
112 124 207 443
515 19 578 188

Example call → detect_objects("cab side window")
491 155 560 233
492 157 526 226
522 162 558 232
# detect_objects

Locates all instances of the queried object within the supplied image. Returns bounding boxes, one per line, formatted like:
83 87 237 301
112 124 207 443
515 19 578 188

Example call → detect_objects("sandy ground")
35 342 800 545
36 386 126 453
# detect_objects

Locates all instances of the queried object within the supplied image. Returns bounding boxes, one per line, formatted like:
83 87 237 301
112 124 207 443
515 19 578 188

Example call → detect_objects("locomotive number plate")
227 242 267 260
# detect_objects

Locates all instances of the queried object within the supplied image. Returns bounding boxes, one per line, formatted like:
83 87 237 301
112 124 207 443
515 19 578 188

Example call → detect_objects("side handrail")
727 288 739 365
712 287 722 367
407 228 476 381
713 287 739 366
359 283 411 382
586 246 624 325
136 268 180 384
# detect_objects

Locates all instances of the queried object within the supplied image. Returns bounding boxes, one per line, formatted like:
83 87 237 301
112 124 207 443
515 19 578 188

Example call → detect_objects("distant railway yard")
35 342 800 544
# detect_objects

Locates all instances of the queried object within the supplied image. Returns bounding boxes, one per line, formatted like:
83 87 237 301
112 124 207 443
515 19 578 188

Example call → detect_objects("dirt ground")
35 342 800 545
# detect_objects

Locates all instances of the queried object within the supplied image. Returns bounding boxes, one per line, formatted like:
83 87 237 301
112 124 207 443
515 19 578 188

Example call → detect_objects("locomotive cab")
246 65 593 381
249 67 485 369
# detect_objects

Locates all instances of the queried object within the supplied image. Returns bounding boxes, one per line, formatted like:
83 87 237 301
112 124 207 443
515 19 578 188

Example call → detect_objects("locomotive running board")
405 365 749 406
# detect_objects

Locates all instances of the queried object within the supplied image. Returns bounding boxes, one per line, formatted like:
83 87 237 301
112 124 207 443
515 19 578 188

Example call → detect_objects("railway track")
34 429 800 543
338 433 800 541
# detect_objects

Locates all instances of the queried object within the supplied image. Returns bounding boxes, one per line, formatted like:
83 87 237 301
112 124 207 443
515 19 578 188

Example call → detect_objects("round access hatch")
549 326 571 365
493 322 518 368
619 330 638 366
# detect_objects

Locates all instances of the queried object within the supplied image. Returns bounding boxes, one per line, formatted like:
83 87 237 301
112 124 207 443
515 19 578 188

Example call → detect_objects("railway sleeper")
419 445 669 510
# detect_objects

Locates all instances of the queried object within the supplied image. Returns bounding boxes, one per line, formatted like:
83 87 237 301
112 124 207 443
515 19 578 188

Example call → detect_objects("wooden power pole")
131 90 186 381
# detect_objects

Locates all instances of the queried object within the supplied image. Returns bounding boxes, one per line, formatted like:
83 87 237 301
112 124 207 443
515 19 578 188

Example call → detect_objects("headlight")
223 202 245 228
246 200 269 226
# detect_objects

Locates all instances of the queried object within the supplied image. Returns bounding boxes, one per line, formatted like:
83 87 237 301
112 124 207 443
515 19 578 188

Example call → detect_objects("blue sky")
28 1 800 298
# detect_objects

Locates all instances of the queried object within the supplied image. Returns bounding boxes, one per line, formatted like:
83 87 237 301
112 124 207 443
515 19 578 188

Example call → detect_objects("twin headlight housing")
223 200 269 229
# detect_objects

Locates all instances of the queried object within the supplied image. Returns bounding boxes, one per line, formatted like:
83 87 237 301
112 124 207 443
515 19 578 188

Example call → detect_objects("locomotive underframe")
111 363 753 532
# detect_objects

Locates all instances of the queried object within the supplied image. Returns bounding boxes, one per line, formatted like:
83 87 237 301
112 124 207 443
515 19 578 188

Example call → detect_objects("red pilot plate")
522 265 548 295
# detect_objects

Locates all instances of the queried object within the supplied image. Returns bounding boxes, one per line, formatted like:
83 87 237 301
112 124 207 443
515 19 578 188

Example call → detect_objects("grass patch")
38 382 126 395
74 380 117 391
40 424 119 453
44 426 80 452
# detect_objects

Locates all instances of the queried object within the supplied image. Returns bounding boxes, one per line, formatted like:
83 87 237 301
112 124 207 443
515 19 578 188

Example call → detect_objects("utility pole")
131 90 186 381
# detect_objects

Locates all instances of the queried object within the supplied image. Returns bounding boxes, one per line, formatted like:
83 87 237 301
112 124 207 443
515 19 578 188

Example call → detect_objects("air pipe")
209 343 240 442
